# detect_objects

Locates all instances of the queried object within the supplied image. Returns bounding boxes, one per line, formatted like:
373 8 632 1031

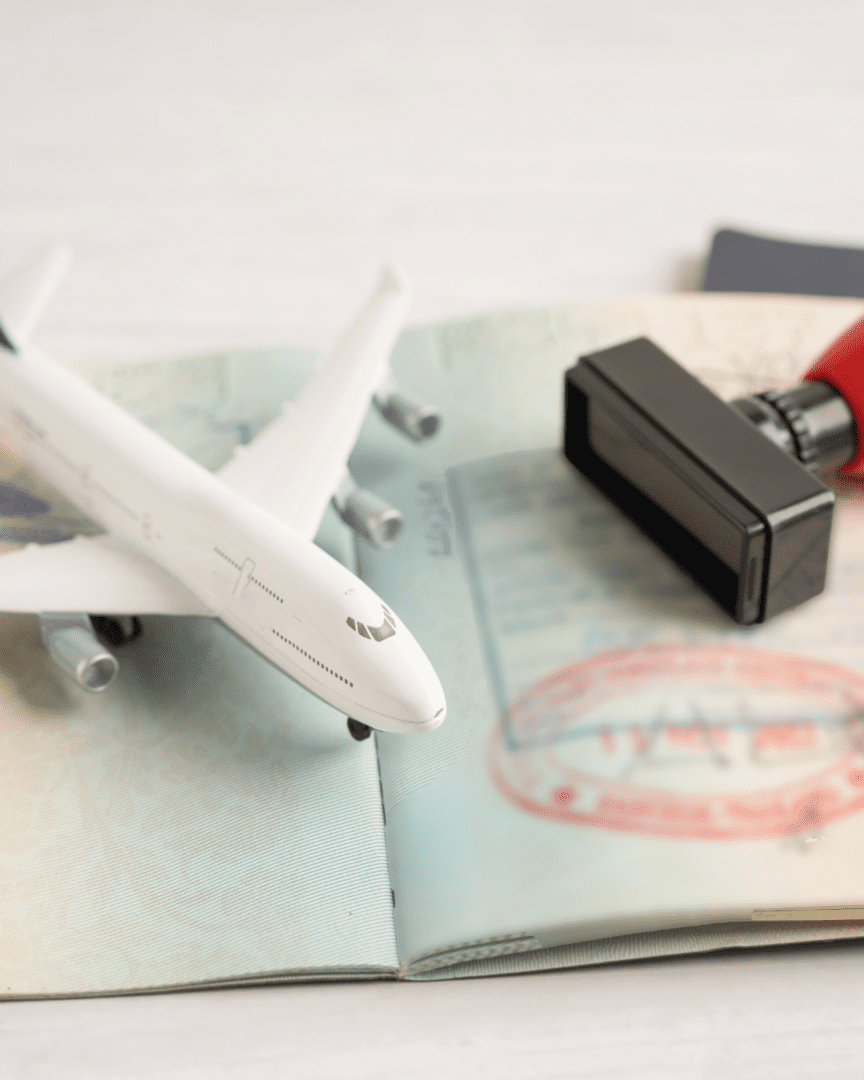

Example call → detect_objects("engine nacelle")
38 613 119 692
333 474 403 548
373 383 441 442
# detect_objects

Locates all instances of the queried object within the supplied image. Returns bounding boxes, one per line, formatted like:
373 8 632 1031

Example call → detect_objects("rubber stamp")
564 318 864 623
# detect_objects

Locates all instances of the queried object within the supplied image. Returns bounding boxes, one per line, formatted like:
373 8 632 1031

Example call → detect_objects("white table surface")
2 2 864 1076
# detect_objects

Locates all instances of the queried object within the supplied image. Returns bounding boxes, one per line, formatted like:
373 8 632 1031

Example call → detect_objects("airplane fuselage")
0 345 446 733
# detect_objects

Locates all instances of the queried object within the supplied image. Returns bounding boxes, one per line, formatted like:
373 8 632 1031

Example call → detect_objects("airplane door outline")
233 557 255 598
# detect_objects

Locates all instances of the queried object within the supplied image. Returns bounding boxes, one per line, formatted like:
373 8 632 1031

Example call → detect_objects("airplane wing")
0 534 212 615
0 245 72 351
217 266 412 540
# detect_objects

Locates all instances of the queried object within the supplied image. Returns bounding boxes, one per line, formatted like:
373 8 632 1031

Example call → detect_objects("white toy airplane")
0 246 446 739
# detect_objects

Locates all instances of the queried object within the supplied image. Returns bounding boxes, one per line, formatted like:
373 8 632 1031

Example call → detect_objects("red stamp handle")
805 315 864 476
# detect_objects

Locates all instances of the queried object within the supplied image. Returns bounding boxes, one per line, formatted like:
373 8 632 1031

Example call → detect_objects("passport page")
351 294 864 976
0 349 397 997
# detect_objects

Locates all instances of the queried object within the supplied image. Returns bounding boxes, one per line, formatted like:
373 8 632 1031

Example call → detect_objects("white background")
2 1 864 1076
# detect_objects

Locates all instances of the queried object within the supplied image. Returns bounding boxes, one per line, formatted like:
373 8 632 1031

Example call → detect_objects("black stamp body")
564 338 839 624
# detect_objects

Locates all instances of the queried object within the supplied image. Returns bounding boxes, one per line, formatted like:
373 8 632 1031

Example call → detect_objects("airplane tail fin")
0 244 72 353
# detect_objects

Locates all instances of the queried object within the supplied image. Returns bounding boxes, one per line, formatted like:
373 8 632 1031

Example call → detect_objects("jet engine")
38 613 119 692
373 379 441 442
332 473 403 548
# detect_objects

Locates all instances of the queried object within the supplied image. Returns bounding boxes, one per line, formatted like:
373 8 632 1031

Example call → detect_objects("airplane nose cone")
343 582 447 733
382 641 447 733
391 668 446 731
417 699 446 730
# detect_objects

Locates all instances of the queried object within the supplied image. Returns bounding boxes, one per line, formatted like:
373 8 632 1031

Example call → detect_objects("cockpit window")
367 618 396 642
348 610 396 642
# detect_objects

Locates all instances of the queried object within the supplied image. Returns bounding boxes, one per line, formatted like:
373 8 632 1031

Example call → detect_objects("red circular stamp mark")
489 644 864 840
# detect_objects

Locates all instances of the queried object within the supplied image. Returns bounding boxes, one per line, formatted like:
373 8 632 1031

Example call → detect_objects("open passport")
4 293 864 997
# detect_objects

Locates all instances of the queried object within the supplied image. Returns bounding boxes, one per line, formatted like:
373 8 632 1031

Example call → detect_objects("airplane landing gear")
90 615 143 647
347 718 372 741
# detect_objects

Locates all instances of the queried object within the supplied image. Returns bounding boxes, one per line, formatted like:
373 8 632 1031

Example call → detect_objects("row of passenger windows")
271 629 353 687
214 547 242 571
250 575 284 604
346 606 396 642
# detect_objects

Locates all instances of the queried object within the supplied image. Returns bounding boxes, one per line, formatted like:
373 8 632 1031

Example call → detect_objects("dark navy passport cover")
703 228 864 298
